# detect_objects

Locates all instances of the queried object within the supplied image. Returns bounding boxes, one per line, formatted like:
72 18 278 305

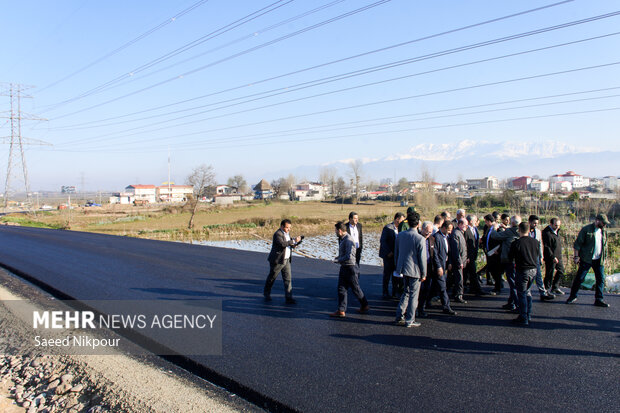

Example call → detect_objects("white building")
109 192 134 205
293 182 327 201
603 176 618 191
550 180 573 193
530 179 550 192
215 185 237 195
549 171 589 189
157 184 193 202
125 185 157 204
466 176 499 190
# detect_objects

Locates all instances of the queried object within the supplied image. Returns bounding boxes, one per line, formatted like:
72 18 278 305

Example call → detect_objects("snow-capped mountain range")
265 140 617 183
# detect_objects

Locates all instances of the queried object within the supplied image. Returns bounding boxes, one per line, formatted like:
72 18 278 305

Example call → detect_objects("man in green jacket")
566 214 610 307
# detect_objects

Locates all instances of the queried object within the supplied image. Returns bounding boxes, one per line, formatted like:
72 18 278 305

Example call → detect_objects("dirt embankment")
0 271 261 413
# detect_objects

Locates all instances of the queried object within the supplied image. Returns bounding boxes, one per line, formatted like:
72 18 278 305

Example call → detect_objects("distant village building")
253 179 273 199
214 194 242 205
603 176 618 191
530 179 550 192
293 182 327 201
365 190 388 200
157 184 193 202
466 176 499 190
125 185 157 204
109 192 134 205
215 185 237 195
550 180 573 193
549 171 589 189
509 176 532 191
408 181 443 191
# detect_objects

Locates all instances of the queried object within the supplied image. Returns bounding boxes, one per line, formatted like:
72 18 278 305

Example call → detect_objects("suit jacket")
542 225 562 263
464 226 479 262
346 222 363 251
433 231 450 272
449 228 467 268
267 228 297 265
379 222 398 259
394 228 427 279
490 226 520 264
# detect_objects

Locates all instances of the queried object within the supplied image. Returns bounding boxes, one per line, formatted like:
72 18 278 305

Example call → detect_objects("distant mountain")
264 140 618 183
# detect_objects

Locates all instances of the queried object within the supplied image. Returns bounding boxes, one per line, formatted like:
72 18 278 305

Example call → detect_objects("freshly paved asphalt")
0 226 618 412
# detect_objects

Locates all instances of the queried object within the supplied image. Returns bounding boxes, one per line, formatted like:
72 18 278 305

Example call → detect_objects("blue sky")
1 0 619 191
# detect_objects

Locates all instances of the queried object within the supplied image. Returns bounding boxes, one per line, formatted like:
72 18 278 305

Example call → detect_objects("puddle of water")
195 233 382 266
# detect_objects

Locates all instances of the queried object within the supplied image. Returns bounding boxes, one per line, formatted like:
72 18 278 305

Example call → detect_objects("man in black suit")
449 218 468 303
542 217 565 294
419 220 457 316
465 214 485 296
264 219 303 304
379 212 406 298
483 214 504 294
346 211 363 266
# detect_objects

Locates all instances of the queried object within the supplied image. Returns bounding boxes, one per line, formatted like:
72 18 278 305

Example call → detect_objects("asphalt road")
0 226 618 412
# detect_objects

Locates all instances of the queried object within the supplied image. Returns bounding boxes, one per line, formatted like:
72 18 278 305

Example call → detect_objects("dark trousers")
382 257 401 297
338 265 368 312
489 255 504 292
355 248 362 267
504 262 517 307
451 267 464 298
516 268 536 320
264 259 293 299
419 269 451 310
544 259 565 291
465 261 482 293
569 259 606 300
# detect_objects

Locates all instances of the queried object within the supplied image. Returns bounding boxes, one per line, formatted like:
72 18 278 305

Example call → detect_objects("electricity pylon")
0 83 51 210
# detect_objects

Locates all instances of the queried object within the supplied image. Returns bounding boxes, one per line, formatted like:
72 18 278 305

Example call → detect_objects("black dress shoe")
594 300 610 307
474 290 488 296
566 296 577 304
285 298 297 304
502 303 516 310
511 316 529 326
540 293 555 301
264 295 272 302
443 308 457 315
417 310 428 318
454 296 467 304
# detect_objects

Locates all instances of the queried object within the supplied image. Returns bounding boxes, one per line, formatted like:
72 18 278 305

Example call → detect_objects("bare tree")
319 166 337 197
335 177 347 197
186 164 216 229
348 159 364 204
396 177 409 192
271 175 296 198
226 175 247 193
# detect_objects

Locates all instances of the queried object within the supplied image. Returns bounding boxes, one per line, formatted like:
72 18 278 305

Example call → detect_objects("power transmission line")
54 32 620 148
51 62 620 151
45 0 393 119
47 0 576 131
37 0 213 94
40 0 295 110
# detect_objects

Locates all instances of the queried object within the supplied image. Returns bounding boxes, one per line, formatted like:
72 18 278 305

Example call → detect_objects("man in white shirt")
346 211 363 266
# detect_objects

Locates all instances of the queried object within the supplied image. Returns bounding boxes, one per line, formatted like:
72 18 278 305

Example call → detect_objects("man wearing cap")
566 214 610 307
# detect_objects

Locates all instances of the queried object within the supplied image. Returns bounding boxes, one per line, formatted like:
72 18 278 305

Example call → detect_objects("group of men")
263 208 611 328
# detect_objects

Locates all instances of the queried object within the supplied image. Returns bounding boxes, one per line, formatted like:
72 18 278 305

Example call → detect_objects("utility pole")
0 83 50 211
168 148 172 202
